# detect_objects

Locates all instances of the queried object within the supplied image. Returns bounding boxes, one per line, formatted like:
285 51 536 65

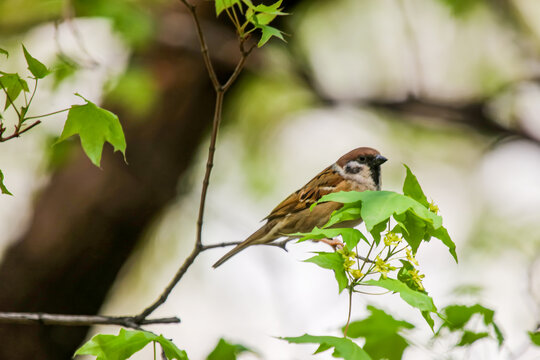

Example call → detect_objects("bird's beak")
373 154 387 165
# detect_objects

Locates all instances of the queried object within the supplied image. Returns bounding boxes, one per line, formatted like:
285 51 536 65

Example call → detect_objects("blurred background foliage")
1 0 540 359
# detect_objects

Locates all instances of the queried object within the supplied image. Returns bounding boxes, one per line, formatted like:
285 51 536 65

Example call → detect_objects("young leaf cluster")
0 46 127 194
0 45 50 144
76 331 255 360
299 165 455 328
344 306 414 360
283 306 419 360
206 338 254 360
283 167 513 360
75 329 187 360
215 0 287 47
437 304 504 347
282 334 371 360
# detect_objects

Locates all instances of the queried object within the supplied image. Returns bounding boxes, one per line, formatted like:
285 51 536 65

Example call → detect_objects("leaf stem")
0 120 41 142
27 78 38 110
24 107 70 121
343 286 353 338
231 6 242 35
225 7 241 34
360 241 375 272
223 40 256 91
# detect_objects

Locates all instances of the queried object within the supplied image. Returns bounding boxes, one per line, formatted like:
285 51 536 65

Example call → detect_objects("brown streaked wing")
264 166 342 221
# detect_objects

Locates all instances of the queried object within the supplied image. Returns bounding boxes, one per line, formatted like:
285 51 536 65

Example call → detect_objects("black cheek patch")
345 165 360 174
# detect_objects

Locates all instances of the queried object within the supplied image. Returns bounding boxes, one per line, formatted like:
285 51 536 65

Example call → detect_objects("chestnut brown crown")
336 147 387 168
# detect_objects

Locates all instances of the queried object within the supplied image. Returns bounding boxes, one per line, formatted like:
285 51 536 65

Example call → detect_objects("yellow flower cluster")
337 248 364 280
408 268 425 290
429 200 439 214
350 269 364 280
406 248 419 266
383 232 402 246
373 256 396 278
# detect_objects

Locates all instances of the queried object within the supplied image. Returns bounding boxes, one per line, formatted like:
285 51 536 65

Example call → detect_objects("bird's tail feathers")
212 241 252 268
212 220 278 268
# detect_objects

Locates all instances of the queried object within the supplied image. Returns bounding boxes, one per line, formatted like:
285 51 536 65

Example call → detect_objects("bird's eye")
358 157 366 162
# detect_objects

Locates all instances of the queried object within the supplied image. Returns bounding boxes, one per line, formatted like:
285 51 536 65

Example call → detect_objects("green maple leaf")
22 45 50 79
75 329 188 360
57 94 126 167
0 170 13 195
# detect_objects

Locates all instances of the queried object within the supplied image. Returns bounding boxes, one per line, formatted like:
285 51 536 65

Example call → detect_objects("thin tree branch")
180 0 221 91
135 244 200 321
222 40 256 92
196 90 224 249
286 36 540 147
0 312 179 328
201 239 290 251
136 237 289 320
0 120 41 142
0 77 43 142
0 0 256 329
135 1 256 322
365 96 540 145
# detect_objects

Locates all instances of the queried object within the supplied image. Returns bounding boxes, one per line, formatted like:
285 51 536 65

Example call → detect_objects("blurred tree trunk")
0 16 230 360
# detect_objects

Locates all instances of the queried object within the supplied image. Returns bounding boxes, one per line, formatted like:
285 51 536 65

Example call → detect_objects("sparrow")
212 147 387 268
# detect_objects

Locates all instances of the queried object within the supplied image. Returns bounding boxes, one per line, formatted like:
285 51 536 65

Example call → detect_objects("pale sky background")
1 0 540 359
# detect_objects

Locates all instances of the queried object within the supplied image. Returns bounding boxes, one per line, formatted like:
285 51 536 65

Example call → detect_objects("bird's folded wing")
264 166 342 221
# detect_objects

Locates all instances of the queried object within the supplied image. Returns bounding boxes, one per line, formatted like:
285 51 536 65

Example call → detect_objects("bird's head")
335 147 387 190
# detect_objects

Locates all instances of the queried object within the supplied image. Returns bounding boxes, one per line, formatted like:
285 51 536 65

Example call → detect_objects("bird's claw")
318 238 344 250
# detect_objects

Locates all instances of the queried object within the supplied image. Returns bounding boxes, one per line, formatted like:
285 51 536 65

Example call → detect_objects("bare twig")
0 120 41 142
0 77 43 142
365 96 540 145
0 312 179 328
135 0 255 322
222 40 257 91
136 245 201 321
0 0 257 330
286 35 540 147
0 237 289 328
180 0 221 91
201 240 289 251
196 89 224 249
